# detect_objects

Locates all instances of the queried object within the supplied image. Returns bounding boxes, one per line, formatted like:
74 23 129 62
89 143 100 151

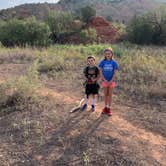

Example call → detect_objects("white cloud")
0 0 59 10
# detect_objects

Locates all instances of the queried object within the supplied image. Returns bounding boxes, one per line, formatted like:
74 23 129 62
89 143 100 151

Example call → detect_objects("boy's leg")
91 95 96 111
82 84 90 111
85 94 89 104
81 95 88 111
92 95 96 105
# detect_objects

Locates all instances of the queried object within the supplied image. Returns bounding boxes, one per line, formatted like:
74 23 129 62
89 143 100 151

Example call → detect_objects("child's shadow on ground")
28 109 107 165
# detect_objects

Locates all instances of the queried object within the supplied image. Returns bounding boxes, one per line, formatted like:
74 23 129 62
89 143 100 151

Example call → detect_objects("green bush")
127 16 154 44
80 28 97 44
45 11 74 42
106 15 113 22
24 18 51 46
0 18 51 47
127 7 166 45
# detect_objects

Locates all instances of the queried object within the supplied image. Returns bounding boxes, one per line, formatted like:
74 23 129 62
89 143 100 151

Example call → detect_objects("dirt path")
0 65 165 165
38 86 166 166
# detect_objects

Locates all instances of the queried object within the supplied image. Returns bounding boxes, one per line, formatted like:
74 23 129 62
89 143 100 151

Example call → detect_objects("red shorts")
102 81 116 88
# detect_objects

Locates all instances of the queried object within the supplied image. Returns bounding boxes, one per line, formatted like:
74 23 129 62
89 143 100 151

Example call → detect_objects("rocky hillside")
0 0 165 23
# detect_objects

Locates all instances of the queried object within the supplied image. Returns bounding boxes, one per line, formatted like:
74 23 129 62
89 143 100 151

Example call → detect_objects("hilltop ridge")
0 0 165 23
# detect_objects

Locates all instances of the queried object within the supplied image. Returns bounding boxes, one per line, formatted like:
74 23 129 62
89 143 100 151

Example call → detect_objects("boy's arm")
97 67 101 81
83 67 88 81
96 69 100 81
92 67 100 82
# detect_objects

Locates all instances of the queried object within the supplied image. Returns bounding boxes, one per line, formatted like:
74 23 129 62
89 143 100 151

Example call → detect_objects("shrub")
127 7 166 45
117 48 166 102
0 18 51 47
24 17 51 46
80 28 97 44
0 60 40 114
106 15 113 22
127 16 154 44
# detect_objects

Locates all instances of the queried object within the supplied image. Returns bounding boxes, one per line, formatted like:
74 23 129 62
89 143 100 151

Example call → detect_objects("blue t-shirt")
99 59 119 81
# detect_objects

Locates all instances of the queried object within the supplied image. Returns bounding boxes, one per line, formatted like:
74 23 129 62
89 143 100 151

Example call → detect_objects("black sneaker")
91 105 95 112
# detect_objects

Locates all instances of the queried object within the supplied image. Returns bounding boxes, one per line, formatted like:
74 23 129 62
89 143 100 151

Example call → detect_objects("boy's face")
87 58 95 66
105 51 113 59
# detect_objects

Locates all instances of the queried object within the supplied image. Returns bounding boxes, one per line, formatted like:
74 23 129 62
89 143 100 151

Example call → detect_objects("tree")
106 15 113 22
127 16 154 44
25 17 51 46
148 7 166 45
80 6 96 23
127 7 166 45
45 11 74 42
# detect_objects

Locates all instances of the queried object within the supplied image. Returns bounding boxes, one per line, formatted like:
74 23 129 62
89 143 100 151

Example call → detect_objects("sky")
0 0 60 10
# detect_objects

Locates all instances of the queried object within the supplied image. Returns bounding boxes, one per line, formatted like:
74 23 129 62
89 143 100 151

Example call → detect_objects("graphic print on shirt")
103 63 113 72
84 66 99 84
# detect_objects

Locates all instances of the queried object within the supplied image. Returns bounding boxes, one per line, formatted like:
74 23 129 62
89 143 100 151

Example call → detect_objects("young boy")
81 56 100 111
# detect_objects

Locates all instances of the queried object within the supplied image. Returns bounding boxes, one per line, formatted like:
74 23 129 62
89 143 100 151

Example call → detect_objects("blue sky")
0 0 59 10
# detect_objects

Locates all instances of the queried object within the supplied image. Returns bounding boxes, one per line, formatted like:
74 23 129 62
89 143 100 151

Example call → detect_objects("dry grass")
0 43 166 166
0 46 41 64
35 44 166 107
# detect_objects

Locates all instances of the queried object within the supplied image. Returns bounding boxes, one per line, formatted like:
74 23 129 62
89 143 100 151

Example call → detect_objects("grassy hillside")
0 0 165 23
0 3 61 20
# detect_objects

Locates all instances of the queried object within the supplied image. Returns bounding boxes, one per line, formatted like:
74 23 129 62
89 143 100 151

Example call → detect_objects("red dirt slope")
87 16 120 43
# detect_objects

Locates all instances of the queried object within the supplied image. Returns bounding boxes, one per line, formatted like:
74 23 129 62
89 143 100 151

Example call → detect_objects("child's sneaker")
102 107 107 114
91 105 95 112
81 104 87 111
106 108 112 116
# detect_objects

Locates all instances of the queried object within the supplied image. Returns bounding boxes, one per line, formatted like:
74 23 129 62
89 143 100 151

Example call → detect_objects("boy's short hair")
87 56 95 61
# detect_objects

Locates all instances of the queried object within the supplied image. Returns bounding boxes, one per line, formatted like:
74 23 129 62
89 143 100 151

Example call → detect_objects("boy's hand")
92 78 97 82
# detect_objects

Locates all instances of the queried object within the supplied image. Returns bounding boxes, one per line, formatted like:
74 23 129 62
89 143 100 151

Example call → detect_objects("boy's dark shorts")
85 83 100 96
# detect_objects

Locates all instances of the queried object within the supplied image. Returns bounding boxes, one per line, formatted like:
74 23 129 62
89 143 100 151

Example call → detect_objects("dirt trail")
38 86 166 166
0 67 165 165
